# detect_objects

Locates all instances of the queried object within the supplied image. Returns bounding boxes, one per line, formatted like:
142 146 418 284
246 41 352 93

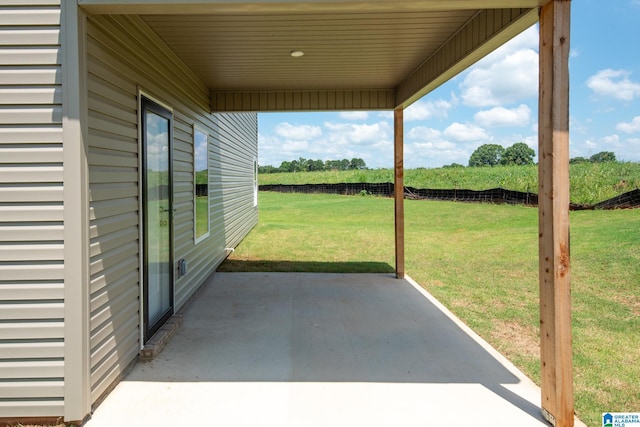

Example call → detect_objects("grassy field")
258 162 640 205
220 191 640 427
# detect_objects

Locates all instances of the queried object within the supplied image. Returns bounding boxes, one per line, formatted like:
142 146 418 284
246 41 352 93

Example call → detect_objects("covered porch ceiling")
79 0 546 111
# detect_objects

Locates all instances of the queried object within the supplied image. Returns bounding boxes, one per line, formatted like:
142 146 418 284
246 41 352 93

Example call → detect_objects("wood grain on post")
538 1 574 426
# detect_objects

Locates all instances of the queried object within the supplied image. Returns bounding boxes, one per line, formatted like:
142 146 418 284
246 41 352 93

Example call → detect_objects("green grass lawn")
220 191 640 427
258 162 640 205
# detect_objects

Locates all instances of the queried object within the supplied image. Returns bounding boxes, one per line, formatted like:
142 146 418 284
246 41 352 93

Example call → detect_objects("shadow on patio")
86 272 550 427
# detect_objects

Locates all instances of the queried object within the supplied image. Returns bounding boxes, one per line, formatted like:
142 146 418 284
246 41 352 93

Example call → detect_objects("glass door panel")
142 97 173 341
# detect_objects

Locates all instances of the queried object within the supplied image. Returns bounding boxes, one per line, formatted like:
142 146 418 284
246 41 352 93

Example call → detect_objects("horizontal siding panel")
0 264 63 281
89 227 138 263
0 67 61 85
89 149 138 169
0 381 64 399
89 182 138 202
87 56 138 98
0 341 64 359
89 241 137 277
89 197 137 221
0 302 63 320
89 167 138 184
90 309 137 352
0 341 63 359
90 327 137 372
0 8 61 26
0 360 63 379
0 321 62 340
90 270 137 313
88 129 137 154
0 224 63 241
87 114 137 140
90 257 138 297
0 204 63 222
88 211 137 239
0 185 63 202
0 146 63 163
0 87 61 104
0 0 60 5
0 106 62 125
0 243 63 261
0 126 62 143
0 165 63 183
0 28 60 46
88 15 208 109
0 283 63 300
0 400 63 418
90 343 138 403
0 47 60 66
87 99 137 127
88 77 137 112
89 296 138 341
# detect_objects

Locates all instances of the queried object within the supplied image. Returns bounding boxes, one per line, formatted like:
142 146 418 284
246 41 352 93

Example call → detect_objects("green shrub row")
258 162 640 205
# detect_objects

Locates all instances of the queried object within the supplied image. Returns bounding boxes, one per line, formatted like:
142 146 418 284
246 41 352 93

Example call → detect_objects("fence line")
259 183 640 210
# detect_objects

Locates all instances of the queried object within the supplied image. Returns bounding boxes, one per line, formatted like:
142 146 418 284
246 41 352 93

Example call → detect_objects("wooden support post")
394 107 405 279
538 1 573 426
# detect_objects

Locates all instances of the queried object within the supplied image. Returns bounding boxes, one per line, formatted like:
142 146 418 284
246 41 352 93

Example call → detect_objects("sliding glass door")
141 96 174 342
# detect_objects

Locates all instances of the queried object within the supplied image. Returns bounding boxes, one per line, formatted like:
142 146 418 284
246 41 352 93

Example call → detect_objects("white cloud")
404 139 469 168
443 122 489 142
282 140 309 152
459 27 539 107
460 49 538 107
576 133 640 162
474 104 532 127
324 121 390 145
585 139 597 149
274 122 322 140
404 99 453 121
339 111 369 120
616 116 640 133
586 69 640 101
407 126 442 140
601 134 620 145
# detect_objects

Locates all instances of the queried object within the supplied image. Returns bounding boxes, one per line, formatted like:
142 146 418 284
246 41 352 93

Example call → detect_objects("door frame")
139 92 175 344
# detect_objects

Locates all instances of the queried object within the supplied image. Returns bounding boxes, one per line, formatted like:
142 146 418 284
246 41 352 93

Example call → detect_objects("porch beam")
79 1 549 15
211 89 395 112
538 1 573 426
396 8 538 108
394 107 405 279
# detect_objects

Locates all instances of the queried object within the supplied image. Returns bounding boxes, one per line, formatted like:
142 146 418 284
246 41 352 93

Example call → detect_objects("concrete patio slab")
85 273 567 427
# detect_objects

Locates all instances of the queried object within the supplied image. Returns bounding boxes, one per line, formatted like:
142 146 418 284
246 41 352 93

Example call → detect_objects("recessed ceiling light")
290 50 305 58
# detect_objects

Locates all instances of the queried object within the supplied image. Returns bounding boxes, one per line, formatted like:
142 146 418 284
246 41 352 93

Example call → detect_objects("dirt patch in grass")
490 319 539 360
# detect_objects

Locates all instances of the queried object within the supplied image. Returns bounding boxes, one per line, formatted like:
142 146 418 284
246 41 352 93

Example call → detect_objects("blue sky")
258 1 640 169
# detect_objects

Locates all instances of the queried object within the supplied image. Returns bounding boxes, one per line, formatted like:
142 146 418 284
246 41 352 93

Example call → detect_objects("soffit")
141 10 479 92
79 1 546 110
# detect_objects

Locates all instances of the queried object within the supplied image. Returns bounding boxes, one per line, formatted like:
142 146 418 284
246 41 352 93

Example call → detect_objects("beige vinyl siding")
215 113 259 250
0 0 64 418
86 14 257 405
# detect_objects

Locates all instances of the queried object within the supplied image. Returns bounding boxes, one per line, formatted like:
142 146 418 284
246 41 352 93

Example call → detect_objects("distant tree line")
569 151 617 164
467 142 536 167
443 143 619 168
259 157 367 173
